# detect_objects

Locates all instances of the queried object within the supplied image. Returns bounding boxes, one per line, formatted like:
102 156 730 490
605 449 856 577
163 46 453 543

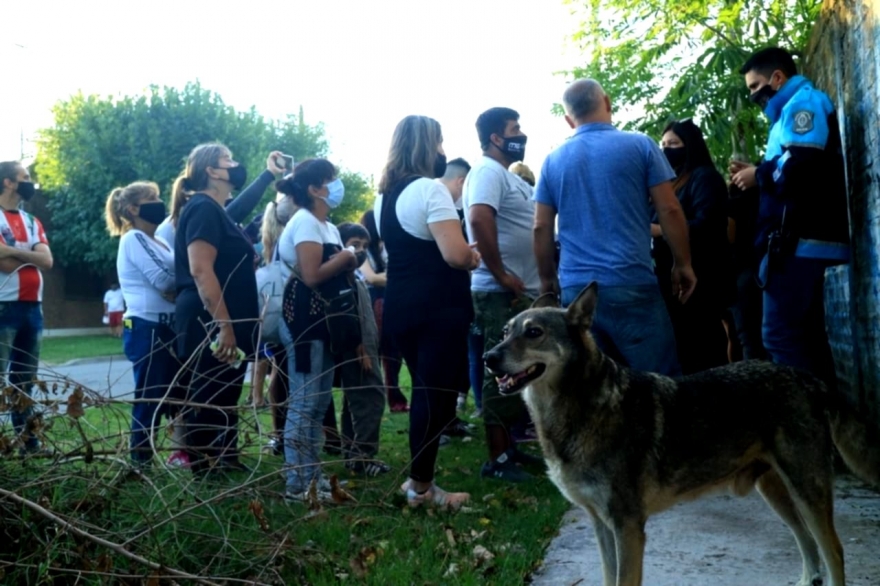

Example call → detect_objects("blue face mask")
325 178 345 209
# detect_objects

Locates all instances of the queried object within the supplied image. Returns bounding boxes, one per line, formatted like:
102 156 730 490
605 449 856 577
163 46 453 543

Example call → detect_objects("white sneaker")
456 395 466 411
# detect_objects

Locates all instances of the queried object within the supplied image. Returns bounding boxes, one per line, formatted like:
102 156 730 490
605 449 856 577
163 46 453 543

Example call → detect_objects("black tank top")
380 177 473 335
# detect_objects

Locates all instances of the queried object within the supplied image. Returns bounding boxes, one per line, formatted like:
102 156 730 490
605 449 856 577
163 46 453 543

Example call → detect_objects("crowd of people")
0 46 849 509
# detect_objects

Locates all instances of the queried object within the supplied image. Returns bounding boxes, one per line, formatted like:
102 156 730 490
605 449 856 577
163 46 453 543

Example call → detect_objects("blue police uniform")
754 74 850 384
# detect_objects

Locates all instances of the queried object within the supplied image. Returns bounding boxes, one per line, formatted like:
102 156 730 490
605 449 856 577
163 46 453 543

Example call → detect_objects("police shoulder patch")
792 110 814 135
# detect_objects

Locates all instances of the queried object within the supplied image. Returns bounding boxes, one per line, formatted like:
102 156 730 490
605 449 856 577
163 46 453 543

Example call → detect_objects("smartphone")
276 154 294 172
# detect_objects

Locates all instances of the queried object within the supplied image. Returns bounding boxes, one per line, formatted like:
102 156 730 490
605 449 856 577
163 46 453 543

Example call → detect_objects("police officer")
730 47 849 384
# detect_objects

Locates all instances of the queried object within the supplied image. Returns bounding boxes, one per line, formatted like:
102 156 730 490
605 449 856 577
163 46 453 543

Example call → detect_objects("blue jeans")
562 284 681 376
761 254 836 384
0 302 43 450
467 323 484 409
281 325 334 493
123 317 178 463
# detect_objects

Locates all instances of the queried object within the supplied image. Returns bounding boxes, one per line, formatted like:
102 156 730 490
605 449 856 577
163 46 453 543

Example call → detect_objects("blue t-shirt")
534 123 675 288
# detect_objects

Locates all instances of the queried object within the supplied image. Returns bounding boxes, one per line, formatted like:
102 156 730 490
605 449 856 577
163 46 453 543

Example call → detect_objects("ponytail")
104 182 160 237
170 143 230 226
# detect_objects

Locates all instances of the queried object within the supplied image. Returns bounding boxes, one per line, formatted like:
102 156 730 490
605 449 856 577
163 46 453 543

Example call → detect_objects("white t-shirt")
103 288 126 312
374 178 459 241
155 216 175 247
116 229 176 324
278 209 342 279
463 156 541 296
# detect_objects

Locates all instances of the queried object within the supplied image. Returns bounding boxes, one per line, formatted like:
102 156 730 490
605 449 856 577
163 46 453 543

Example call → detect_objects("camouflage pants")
472 291 532 427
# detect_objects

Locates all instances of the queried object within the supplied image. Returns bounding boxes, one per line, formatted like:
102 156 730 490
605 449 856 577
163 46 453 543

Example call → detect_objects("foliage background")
562 0 822 167
35 83 373 272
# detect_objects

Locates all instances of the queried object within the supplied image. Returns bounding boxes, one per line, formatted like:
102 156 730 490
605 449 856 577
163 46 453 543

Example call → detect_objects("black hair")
337 222 370 246
446 157 471 173
476 107 519 151
358 209 385 273
739 47 797 78
274 158 336 210
662 119 715 174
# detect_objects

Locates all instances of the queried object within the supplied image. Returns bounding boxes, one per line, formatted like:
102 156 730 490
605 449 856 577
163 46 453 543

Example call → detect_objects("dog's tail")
830 395 880 488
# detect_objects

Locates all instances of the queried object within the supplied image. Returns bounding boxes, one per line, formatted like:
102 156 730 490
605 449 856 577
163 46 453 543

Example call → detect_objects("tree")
331 171 375 225
564 0 821 166
35 83 360 271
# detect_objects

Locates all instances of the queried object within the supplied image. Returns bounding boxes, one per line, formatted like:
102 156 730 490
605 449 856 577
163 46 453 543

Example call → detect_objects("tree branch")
0 486 239 586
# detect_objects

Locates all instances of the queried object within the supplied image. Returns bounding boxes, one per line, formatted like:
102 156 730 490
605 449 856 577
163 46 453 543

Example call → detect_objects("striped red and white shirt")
0 210 49 302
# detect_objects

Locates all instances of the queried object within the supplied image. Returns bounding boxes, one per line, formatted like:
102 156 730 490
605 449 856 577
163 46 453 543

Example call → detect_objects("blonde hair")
261 195 297 263
378 115 443 194
170 143 230 225
509 162 536 187
105 181 161 236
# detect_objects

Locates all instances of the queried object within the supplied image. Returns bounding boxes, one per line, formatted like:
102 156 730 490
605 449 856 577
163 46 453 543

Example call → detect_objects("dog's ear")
531 292 560 310
565 282 598 328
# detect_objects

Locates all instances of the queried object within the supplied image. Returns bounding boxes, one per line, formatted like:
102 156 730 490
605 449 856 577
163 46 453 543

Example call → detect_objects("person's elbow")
441 247 472 270
189 261 214 284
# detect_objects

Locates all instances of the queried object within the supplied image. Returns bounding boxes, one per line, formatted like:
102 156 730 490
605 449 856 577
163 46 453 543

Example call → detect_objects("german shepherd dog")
484 283 880 586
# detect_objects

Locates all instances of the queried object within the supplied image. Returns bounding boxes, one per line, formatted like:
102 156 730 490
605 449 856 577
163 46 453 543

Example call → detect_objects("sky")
0 0 585 183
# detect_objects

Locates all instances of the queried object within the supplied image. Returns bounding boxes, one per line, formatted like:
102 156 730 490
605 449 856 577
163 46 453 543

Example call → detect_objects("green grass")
40 335 123 365
0 370 570 584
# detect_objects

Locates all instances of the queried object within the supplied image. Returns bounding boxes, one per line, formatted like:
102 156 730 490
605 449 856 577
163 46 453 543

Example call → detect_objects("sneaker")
471 408 483 419
166 450 191 469
345 459 391 477
317 476 349 492
443 418 474 438
402 480 470 511
284 489 332 504
264 437 283 456
480 450 533 483
438 435 451 447
456 395 466 412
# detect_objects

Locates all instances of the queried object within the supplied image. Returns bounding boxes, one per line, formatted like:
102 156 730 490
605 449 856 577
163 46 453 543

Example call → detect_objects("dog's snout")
483 350 502 372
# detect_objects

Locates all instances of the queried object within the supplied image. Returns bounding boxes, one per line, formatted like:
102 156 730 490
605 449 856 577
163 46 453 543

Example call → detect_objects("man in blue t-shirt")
730 47 849 384
533 79 696 376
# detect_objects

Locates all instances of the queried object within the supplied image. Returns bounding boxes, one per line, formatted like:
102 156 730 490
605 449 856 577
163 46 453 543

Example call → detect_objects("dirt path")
532 477 880 586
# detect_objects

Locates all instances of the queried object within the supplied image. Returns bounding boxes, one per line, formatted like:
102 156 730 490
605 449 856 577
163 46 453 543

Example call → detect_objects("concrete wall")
807 0 880 423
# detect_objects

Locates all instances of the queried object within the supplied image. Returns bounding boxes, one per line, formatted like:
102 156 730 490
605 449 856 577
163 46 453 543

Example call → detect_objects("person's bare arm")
296 242 356 289
428 220 480 270
533 203 559 296
649 181 696 303
0 243 53 271
470 203 524 294
359 259 387 288
188 240 237 361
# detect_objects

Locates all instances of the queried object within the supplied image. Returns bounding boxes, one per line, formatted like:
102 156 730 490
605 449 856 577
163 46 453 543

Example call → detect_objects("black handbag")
282 243 362 356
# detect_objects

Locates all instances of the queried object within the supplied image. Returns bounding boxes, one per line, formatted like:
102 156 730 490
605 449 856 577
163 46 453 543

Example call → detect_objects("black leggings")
181 348 246 473
394 318 469 483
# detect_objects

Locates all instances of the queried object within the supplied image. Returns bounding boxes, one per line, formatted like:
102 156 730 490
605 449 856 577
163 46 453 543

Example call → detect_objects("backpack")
255 247 290 344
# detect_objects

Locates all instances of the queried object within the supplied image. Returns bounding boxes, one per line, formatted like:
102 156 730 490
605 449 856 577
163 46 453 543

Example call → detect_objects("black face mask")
354 251 367 268
497 135 527 162
225 165 248 190
433 153 447 179
749 84 777 111
138 201 168 226
663 147 687 172
16 181 36 202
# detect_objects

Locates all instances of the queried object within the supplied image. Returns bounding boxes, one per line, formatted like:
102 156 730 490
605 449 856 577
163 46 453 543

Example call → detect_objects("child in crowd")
326 222 390 476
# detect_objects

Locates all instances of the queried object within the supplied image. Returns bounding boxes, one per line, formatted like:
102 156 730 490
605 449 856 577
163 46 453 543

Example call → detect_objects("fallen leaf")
472 545 495 566
445 528 457 548
249 499 270 531
330 474 357 504
481 493 496 503
66 387 85 419
479 517 492 526
443 563 459 578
